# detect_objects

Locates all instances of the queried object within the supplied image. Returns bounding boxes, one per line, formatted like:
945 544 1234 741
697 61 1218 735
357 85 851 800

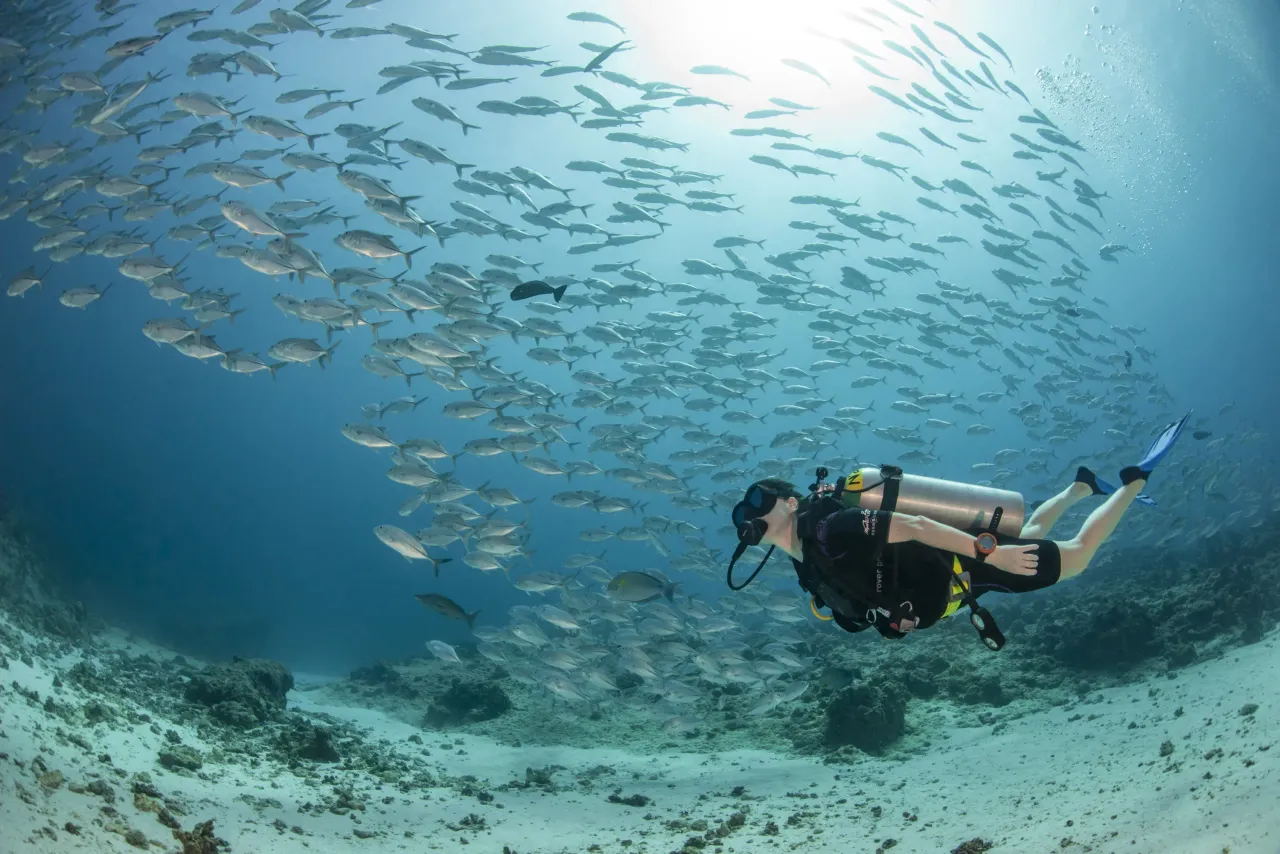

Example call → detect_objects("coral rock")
824 684 906 753
424 677 511 727
184 658 294 727
158 745 204 772
172 819 229 854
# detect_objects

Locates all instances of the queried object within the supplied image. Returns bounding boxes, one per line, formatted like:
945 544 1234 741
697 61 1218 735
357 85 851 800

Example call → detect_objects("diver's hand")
988 542 1040 576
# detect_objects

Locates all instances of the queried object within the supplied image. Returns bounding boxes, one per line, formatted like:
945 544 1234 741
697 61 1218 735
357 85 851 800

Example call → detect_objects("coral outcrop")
823 683 907 753
183 658 294 728
425 676 512 727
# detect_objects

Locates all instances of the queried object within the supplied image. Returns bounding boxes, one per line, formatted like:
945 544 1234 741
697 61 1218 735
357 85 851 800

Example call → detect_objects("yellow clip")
810 597 833 621
941 556 966 619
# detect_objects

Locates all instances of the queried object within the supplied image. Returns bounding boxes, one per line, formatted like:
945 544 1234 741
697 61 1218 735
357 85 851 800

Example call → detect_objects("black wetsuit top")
790 498 956 639
790 497 1062 639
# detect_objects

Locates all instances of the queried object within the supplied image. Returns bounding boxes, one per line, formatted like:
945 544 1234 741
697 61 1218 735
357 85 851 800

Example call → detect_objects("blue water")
1 0 1277 674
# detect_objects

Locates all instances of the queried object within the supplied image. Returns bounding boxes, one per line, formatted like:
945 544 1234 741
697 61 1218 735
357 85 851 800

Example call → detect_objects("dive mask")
726 484 782 590
730 483 779 530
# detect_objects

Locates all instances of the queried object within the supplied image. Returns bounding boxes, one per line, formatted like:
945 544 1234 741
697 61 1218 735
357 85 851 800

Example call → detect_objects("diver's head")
725 477 806 590
731 477 804 547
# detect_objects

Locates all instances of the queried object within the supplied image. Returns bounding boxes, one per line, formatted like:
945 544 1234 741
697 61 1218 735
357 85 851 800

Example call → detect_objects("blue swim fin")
1121 411 1192 485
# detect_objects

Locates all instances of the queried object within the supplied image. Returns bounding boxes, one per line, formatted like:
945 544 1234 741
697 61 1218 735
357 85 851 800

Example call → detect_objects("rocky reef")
997 536 1280 675
822 683 907 753
183 657 295 728
348 657 514 729
0 515 95 641
274 719 342 763
425 676 513 727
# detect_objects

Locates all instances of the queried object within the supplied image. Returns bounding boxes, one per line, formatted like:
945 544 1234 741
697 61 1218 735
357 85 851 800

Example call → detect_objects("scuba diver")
727 413 1191 650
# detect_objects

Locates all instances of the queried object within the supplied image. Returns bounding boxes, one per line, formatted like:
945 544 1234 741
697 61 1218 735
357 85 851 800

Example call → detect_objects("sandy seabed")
0 611 1276 854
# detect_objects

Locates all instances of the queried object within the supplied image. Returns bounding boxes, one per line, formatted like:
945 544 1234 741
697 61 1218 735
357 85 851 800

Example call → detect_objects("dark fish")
818 666 857 690
584 39 629 73
1124 351 1132 369
605 571 679 602
510 279 569 302
1192 430 1212 440
414 593 480 629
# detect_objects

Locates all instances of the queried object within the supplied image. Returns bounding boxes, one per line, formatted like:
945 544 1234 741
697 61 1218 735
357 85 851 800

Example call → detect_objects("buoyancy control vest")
791 495 918 638
794 466 1011 650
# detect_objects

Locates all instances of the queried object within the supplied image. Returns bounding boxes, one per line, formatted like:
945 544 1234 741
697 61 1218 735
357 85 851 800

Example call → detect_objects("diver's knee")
1056 538 1091 580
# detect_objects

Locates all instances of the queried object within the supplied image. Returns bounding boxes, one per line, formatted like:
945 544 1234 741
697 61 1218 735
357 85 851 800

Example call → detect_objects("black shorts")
957 534 1062 596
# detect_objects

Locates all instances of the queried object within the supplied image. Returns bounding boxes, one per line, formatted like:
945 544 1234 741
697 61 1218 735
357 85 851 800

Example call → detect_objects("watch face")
976 533 997 554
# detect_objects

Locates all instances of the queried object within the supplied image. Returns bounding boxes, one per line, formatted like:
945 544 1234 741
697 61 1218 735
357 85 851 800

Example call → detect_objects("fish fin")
320 338 341 369
404 245 427 268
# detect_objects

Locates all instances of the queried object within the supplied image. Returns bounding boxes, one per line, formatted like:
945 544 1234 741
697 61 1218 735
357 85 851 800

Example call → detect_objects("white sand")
1 615 1276 854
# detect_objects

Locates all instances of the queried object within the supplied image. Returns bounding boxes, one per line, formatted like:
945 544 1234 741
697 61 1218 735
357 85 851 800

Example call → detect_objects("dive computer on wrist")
973 531 997 563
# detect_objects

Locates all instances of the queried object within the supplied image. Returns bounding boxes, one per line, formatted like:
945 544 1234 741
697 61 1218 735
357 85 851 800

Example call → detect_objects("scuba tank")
840 466 1025 536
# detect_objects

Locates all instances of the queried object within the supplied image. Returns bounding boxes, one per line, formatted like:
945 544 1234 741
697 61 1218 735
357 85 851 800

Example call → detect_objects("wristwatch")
973 532 998 563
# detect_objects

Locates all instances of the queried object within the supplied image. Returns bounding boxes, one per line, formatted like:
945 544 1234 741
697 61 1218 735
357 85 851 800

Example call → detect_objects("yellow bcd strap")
810 597 833 621
941 556 967 619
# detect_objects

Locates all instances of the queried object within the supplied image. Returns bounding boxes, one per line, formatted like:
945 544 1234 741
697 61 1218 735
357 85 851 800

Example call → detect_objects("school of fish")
1 0 1274 730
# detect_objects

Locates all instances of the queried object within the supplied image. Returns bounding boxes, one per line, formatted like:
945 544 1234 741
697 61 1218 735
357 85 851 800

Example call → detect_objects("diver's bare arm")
886 514 975 555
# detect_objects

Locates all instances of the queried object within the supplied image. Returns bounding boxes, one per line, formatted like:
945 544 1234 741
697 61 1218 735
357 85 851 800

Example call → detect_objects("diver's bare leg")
1056 479 1145 579
1020 481 1091 539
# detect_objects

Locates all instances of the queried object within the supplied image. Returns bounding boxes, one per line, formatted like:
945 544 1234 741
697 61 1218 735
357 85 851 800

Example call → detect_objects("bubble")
1035 23 1196 252
1186 0 1275 100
